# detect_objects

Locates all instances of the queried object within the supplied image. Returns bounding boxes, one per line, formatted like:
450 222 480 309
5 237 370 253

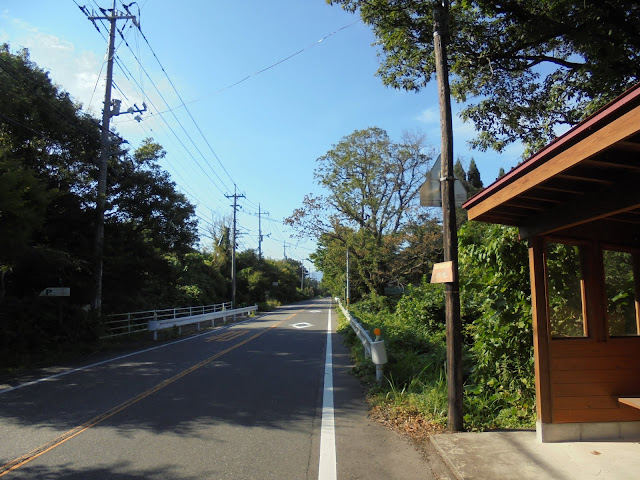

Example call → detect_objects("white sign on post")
39 287 71 297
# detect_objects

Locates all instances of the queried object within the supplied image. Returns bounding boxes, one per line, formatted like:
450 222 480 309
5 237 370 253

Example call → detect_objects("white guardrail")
148 305 257 340
336 298 388 384
102 302 257 340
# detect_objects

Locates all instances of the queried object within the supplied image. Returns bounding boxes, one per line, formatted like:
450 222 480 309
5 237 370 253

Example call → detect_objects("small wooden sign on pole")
430 261 454 284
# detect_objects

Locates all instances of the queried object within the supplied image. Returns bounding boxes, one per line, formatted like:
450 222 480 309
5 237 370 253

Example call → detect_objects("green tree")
327 1 640 154
453 158 466 185
0 45 206 365
466 159 482 196
458 221 535 427
287 127 435 295
101 139 198 312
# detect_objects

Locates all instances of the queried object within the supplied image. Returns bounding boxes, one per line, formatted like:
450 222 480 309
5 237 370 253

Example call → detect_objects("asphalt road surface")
0 299 436 479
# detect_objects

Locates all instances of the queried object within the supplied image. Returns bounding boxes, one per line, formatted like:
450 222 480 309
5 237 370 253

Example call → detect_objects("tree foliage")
288 127 440 297
327 1 640 154
0 46 317 367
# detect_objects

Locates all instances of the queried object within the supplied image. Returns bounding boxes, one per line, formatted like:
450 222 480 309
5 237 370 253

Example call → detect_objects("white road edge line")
318 304 337 480
0 315 261 396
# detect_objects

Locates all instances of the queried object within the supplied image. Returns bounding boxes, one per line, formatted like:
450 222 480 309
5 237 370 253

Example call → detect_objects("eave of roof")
462 82 640 212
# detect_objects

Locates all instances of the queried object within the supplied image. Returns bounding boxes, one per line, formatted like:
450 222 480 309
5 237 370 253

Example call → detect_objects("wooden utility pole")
433 0 464 432
226 187 244 309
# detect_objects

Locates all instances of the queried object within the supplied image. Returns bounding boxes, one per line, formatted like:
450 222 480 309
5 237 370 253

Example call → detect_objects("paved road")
0 299 435 479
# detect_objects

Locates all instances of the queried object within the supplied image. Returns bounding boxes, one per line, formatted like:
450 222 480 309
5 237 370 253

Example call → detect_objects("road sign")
420 155 468 207
39 287 71 297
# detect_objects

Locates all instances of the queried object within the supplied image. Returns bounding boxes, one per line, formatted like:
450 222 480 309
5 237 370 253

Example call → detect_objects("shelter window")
603 249 640 337
546 242 588 338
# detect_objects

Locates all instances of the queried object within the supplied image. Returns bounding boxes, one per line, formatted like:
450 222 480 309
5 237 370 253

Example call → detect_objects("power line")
76 4 231 198
124 5 236 191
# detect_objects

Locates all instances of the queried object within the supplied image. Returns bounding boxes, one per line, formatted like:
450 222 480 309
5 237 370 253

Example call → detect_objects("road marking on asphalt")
318 305 337 480
0 304 320 477
206 329 249 342
292 322 313 329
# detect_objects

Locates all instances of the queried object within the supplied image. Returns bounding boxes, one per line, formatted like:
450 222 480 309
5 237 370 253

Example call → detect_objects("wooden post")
433 0 463 432
529 236 552 424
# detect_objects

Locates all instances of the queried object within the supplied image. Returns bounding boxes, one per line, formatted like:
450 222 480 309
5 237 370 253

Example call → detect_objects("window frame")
543 239 590 340
600 244 640 338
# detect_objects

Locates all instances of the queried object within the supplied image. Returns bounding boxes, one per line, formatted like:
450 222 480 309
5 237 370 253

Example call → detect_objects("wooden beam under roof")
467 106 640 222
582 159 640 172
518 178 640 239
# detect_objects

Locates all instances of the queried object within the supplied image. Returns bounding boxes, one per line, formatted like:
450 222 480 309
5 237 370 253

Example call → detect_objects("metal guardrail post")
337 299 388 385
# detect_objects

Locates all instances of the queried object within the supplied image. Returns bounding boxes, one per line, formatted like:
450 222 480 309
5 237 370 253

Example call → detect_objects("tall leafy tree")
327 1 640 154
287 127 436 295
0 44 100 303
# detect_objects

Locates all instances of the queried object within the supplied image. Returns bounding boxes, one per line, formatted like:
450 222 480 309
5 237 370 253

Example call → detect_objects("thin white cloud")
416 106 439 124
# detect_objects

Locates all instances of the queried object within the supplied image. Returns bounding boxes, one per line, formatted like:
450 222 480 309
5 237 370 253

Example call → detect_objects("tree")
101 139 199 311
287 127 435 295
327 1 640 154
0 44 100 305
108 139 198 255
458 221 535 427
466 159 482 196
453 158 466 185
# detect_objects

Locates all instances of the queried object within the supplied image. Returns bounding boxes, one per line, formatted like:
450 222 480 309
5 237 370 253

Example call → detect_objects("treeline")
0 45 318 368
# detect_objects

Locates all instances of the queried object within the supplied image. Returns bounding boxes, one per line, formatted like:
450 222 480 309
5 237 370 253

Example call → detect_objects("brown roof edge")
462 82 640 211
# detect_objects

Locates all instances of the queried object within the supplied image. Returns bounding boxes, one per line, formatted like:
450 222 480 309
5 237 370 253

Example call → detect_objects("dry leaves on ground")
369 403 446 443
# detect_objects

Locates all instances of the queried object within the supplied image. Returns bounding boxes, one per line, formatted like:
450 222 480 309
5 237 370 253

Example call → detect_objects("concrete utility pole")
433 0 464 432
87 1 140 313
257 204 268 261
346 248 350 310
226 187 245 309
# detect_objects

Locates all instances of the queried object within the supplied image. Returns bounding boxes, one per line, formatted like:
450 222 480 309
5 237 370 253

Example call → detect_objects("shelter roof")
463 84 640 239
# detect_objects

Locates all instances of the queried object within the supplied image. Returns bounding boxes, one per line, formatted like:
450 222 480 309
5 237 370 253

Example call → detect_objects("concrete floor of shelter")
430 430 640 480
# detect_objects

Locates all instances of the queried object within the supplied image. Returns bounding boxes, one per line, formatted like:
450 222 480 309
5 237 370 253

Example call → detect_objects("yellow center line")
206 329 249 342
0 304 319 477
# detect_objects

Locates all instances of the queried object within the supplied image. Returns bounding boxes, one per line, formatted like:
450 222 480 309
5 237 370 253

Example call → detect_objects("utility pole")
346 248 350 310
87 1 142 313
433 0 463 432
226 186 244 309
257 204 269 261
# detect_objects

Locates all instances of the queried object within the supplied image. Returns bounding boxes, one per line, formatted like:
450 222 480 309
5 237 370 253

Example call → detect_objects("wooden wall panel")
550 339 640 423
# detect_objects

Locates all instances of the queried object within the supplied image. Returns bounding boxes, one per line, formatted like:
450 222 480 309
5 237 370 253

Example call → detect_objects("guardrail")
148 304 258 340
336 298 387 384
102 302 234 339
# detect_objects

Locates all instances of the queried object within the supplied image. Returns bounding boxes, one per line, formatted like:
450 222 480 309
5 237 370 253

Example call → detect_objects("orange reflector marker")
373 328 381 337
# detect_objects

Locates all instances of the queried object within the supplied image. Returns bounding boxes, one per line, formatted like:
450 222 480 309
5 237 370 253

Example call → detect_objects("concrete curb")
429 435 464 480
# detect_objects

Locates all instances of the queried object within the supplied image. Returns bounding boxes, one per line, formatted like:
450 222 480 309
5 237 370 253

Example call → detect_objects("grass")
336 305 449 439
336 303 536 436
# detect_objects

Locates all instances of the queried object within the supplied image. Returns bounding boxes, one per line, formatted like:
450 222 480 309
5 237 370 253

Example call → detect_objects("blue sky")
1 0 524 266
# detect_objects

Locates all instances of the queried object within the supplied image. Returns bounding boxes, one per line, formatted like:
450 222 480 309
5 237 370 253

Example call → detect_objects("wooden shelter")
463 84 640 442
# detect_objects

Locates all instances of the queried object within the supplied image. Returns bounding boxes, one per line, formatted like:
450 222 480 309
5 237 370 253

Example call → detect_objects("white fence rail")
148 304 257 340
102 302 238 339
336 298 387 384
